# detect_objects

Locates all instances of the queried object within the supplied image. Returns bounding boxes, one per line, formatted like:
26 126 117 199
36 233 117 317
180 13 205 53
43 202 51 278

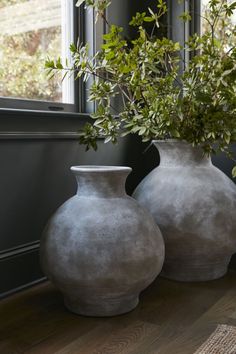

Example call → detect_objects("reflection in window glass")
201 0 236 50
0 0 74 104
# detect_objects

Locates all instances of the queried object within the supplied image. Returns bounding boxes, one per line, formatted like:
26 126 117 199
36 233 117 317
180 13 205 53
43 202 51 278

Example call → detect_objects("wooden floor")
1 269 236 354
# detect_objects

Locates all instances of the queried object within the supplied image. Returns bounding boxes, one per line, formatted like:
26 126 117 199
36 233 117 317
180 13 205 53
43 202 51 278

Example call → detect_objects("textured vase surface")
40 166 164 317
133 141 236 282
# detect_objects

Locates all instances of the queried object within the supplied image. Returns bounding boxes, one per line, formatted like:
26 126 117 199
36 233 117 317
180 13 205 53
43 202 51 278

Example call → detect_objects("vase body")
40 166 164 317
133 141 236 282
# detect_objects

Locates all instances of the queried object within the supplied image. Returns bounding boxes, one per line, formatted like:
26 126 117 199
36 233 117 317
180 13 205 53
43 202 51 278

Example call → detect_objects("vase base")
64 294 139 317
161 259 230 282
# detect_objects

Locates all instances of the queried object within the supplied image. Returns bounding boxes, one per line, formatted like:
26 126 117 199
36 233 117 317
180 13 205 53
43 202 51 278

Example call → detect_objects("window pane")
202 0 236 49
0 0 74 104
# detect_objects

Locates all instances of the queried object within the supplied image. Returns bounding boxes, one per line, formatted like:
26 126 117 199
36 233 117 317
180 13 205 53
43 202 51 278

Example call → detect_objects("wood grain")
1 269 236 354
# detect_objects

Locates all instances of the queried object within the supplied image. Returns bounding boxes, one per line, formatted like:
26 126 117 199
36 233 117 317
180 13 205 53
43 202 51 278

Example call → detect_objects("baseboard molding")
0 244 45 297
0 241 40 261
0 277 47 300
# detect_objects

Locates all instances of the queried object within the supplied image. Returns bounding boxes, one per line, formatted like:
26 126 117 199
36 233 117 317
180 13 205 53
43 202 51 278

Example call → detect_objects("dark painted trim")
0 132 83 140
0 108 91 120
190 0 201 36
167 0 188 71
0 277 47 299
0 98 76 113
0 241 40 261
0 248 45 297
0 109 109 140
77 4 86 112
0 108 92 133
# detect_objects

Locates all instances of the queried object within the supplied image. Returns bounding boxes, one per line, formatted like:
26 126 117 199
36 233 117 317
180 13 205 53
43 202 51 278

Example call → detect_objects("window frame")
0 0 81 113
1 0 202 113
190 0 201 37
167 0 201 70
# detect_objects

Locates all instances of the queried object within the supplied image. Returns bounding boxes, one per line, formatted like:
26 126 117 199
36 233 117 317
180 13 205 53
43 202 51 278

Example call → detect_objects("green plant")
46 0 236 176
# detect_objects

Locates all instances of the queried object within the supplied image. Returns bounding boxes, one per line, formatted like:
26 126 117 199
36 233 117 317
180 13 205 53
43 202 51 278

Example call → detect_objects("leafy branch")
46 0 236 176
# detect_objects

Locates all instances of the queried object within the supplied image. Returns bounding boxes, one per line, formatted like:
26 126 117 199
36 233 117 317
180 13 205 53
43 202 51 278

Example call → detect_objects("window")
0 0 77 111
201 0 236 38
169 0 235 66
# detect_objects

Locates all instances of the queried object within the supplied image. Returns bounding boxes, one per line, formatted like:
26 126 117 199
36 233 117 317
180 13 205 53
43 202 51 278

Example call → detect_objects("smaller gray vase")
40 166 164 317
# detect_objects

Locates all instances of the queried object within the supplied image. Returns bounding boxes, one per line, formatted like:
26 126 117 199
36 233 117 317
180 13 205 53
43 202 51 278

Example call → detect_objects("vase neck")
71 166 131 198
153 141 212 167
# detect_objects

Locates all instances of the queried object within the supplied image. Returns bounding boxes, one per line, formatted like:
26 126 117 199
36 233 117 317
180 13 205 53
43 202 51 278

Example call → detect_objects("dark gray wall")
0 0 156 298
0 109 159 298
1 108 235 298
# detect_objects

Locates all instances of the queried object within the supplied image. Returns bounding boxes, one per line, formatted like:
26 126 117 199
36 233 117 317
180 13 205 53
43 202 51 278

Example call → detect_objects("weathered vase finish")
40 166 164 317
133 141 236 282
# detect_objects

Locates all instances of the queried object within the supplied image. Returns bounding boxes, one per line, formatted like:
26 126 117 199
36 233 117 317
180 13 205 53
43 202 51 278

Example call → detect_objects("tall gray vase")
40 166 164 317
133 140 236 282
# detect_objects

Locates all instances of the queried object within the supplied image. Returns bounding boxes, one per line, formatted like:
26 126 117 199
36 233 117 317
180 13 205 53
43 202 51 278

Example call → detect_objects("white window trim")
0 0 79 113
61 0 75 105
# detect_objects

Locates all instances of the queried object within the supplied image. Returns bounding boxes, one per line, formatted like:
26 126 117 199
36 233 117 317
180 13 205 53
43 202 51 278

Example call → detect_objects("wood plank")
157 285 236 354
1 269 236 354
117 276 233 354
88 322 159 354
0 282 101 353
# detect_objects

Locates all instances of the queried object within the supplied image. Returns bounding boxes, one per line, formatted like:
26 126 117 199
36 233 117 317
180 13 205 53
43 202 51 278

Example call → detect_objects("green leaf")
104 136 112 143
224 135 231 144
70 43 77 53
179 11 192 22
105 51 115 60
171 129 181 138
232 166 236 178
131 126 142 133
45 59 55 69
76 0 85 7
144 16 155 22
129 12 146 26
138 126 147 135
148 7 155 16
56 57 63 69
103 32 114 40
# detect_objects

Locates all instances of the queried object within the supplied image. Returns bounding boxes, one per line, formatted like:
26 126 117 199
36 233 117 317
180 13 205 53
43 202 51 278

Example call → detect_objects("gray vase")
40 166 164 317
133 140 236 282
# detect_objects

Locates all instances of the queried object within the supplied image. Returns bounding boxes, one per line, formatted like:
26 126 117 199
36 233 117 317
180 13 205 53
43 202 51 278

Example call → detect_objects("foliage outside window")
0 0 74 105
202 0 236 47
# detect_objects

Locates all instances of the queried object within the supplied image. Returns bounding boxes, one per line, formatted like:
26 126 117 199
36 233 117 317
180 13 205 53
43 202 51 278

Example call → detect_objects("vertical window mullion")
83 6 105 113
168 0 201 70
190 0 201 36
61 0 75 105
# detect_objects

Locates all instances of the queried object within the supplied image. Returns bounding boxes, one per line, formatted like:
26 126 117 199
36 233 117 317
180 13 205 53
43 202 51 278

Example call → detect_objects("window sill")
0 108 92 134
0 108 91 119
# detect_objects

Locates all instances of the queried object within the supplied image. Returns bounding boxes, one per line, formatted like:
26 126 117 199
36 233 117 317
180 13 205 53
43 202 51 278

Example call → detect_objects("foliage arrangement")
46 0 236 175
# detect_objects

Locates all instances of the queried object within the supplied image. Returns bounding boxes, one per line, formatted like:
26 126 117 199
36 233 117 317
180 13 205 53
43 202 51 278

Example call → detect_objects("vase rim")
152 139 189 144
70 165 132 173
